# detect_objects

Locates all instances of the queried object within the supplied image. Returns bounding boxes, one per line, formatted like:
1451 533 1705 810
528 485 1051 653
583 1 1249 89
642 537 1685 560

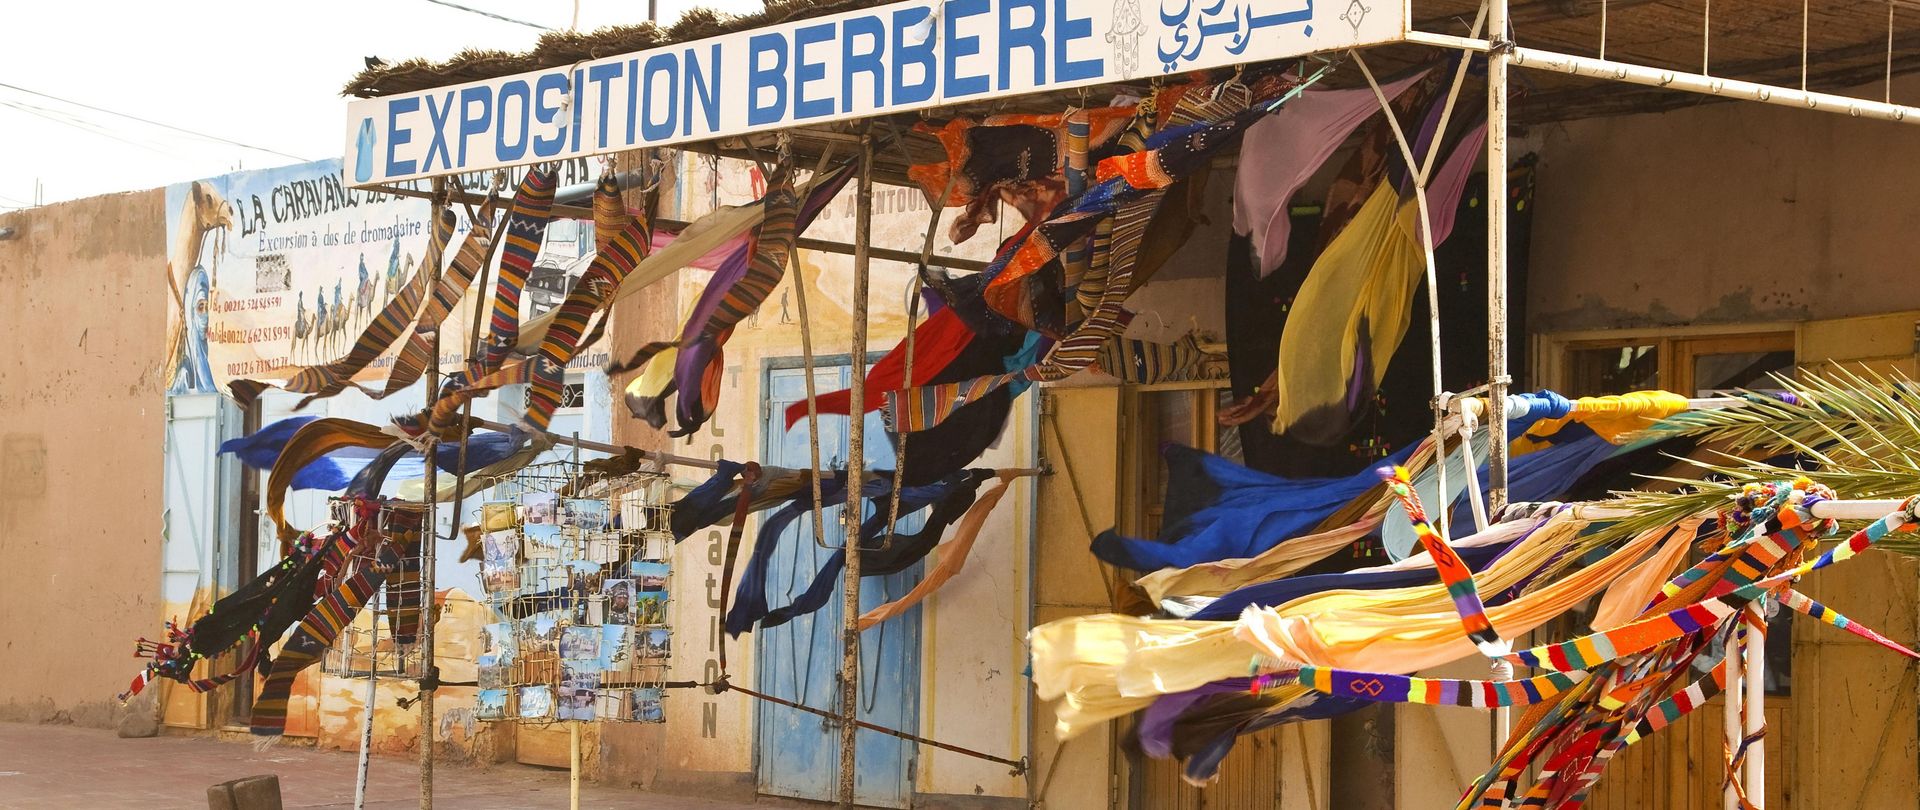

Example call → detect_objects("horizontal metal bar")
1404 32 1920 124
469 416 719 470
360 182 989 271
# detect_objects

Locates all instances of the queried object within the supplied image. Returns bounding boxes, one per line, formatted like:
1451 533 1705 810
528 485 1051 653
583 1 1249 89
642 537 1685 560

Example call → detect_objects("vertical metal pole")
1743 606 1766 806
836 132 874 809
1484 0 1512 518
354 635 378 809
1723 623 1746 810
418 182 446 810
570 721 583 810
1485 0 1516 761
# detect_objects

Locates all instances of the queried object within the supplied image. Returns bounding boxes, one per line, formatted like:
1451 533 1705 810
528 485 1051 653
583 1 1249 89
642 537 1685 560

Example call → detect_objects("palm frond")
1576 367 1920 557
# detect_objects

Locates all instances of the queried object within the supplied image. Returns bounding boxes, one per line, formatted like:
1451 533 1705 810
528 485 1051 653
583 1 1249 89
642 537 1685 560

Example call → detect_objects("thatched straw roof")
344 0 879 98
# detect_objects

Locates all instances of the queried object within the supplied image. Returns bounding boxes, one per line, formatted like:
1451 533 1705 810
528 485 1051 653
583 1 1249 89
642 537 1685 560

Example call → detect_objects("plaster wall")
1526 75 1920 333
0 191 169 728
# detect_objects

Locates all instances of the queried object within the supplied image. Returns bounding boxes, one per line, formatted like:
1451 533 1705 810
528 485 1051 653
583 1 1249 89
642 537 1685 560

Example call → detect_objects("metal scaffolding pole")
836 132 874 809
1485 0 1516 755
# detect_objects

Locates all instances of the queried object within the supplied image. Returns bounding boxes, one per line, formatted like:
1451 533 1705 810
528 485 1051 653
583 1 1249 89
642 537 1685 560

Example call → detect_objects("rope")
716 463 762 673
789 143 839 550
698 678 1028 773
1354 48 1457 540
1703 0 1712 75
879 170 958 550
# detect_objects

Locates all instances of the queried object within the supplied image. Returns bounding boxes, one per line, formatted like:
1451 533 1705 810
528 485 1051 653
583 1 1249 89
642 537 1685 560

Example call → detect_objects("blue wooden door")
755 363 924 808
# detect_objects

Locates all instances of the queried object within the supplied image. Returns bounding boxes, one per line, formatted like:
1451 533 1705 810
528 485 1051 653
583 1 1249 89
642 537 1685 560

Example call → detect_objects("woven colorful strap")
370 195 501 400
262 207 456 407
1297 666 1587 707
1781 587 1920 658
1094 332 1212 384
425 184 654 434
1383 465 1504 656
468 167 556 380
252 527 397 736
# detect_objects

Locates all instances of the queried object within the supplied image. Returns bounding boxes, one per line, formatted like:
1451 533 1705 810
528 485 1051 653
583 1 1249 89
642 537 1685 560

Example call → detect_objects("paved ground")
0 722 796 809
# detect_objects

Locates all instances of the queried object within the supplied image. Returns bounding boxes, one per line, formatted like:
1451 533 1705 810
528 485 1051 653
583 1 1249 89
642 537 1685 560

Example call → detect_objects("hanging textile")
1088 441 1420 571
1132 513 1383 604
907 108 1135 244
1030 511 1659 741
1093 332 1218 384
369 196 502 399
421 178 654 434
121 523 352 700
1297 666 1588 707
463 167 557 383
669 160 804 435
887 79 1302 433
857 471 1017 629
780 306 974 429
725 470 990 636
1269 124 1489 444
1187 511 1547 620
254 517 417 736
1315 70 1447 250
618 341 681 429
1232 69 1431 276
1511 391 1692 453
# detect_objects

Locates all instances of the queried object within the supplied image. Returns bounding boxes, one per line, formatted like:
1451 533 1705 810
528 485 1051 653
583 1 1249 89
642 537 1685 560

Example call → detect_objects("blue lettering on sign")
385 97 417 178
999 0 1047 90
792 21 836 119
626 58 642 143
457 85 493 166
570 68 585 151
747 33 789 126
587 62 624 149
1054 0 1104 81
892 6 938 105
842 14 887 113
684 45 723 137
944 0 991 97
496 80 531 161
532 72 569 157
422 91 456 172
641 52 678 141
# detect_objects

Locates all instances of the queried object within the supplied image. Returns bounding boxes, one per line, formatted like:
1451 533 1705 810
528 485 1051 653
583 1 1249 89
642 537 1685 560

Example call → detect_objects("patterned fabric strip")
1622 655 1731 746
252 536 398 736
425 198 654 434
1297 666 1587 707
372 197 502 399
1781 587 1920 658
886 82 1276 432
1094 332 1214 384
265 418 395 545
1506 505 1913 672
265 208 457 407
1384 465 1504 656
470 168 556 379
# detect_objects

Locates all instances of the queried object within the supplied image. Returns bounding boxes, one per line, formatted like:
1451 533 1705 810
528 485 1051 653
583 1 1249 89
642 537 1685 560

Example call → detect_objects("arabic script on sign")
1157 0 1315 72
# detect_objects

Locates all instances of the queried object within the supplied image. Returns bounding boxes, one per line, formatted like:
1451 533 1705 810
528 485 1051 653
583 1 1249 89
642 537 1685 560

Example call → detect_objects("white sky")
0 0 763 210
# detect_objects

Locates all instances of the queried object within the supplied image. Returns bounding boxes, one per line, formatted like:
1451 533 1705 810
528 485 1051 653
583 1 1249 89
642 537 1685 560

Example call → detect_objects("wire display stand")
471 460 676 726
322 497 433 680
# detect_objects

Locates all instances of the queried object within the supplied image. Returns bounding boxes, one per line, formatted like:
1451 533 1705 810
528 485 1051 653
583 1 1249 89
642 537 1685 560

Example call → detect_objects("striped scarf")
1297 666 1586 708
1094 332 1215 384
265 418 397 545
466 168 556 382
1385 465 1503 656
369 196 502 400
228 208 456 407
252 533 400 736
424 182 654 434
